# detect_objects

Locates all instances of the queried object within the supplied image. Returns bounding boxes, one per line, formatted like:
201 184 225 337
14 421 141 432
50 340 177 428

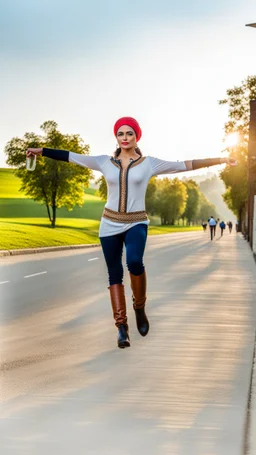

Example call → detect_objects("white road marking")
88 257 99 262
0 281 10 285
24 271 47 278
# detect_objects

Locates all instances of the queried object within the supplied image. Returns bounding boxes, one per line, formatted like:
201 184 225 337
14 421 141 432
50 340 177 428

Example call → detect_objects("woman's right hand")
26 147 43 157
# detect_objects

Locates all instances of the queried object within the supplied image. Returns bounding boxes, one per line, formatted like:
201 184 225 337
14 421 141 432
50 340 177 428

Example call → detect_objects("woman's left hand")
222 157 238 166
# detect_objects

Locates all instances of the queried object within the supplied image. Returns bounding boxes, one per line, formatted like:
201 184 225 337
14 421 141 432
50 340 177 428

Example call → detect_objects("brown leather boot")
130 271 149 337
108 284 130 348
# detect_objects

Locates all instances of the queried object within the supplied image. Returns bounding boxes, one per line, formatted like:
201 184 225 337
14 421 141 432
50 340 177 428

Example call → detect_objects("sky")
1 0 256 175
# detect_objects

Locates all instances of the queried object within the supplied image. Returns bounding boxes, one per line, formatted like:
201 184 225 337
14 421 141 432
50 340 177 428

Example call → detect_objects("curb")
2 232 248 259
0 243 100 257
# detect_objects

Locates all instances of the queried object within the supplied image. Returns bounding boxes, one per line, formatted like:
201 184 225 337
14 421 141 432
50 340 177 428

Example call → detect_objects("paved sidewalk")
1 231 256 455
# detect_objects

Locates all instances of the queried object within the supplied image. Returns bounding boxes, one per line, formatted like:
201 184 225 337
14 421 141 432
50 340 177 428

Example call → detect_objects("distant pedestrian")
227 221 233 233
201 221 207 232
219 221 226 237
208 216 217 241
215 218 220 236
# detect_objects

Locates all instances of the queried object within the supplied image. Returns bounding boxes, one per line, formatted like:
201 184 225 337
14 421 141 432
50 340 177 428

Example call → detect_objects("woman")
26 116 237 349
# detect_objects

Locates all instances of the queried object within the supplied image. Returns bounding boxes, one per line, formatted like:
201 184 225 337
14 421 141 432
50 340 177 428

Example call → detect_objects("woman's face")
116 125 137 150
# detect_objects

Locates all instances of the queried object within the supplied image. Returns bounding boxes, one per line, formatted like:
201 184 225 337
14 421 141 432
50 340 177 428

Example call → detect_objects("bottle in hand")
26 155 37 171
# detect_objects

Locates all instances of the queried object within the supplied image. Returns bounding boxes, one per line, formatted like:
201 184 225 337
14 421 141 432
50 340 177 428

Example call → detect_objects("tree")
196 192 218 223
220 148 248 221
4 121 93 227
182 179 200 225
219 76 256 228
96 175 107 201
155 178 187 225
219 76 256 139
145 176 157 215
199 175 235 221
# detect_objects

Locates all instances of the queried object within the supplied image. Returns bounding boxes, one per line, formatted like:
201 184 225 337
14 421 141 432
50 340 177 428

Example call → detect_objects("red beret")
113 117 142 142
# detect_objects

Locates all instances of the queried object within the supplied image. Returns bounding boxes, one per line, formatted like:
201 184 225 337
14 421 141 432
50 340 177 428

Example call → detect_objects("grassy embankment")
0 168 201 250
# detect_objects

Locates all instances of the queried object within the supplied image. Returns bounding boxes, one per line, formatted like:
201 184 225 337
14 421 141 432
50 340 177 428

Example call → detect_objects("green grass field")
0 168 202 250
0 218 100 250
0 168 28 198
0 168 105 219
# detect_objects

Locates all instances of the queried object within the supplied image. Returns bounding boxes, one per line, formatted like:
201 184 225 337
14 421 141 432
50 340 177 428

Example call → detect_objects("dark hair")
114 146 142 158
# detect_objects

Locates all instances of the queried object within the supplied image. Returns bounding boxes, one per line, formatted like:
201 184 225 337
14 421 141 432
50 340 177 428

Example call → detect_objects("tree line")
97 175 218 225
219 75 256 231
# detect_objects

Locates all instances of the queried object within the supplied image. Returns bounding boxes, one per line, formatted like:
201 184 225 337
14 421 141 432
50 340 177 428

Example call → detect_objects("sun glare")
224 132 239 148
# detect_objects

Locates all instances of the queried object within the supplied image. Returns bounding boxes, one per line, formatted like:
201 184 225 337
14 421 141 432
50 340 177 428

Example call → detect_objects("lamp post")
245 23 256 249
247 101 256 248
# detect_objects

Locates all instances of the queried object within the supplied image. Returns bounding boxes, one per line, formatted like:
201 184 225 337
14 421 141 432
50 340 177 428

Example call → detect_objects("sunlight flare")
224 132 239 148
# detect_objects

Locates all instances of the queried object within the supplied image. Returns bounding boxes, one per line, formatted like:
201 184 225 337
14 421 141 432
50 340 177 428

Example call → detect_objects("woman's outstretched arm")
149 156 237 177
26 147 108 171
184 157 237 170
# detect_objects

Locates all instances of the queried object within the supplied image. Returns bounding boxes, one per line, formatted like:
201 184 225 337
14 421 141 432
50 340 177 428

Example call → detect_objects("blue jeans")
100 224 148 286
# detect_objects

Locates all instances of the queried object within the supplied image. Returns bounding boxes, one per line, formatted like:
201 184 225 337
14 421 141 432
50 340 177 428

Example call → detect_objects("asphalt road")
1 230 256 455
